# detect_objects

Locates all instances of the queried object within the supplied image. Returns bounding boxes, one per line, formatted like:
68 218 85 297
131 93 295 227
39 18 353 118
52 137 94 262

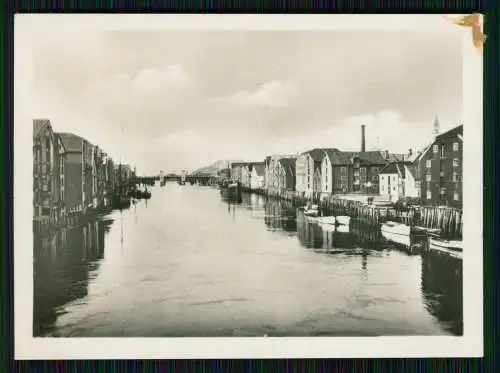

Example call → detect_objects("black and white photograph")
15 14 483 359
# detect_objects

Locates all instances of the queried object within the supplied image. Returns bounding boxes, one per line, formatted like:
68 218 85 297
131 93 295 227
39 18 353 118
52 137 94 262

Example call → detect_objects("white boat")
335 216 351 226
380 221 411 246
316 216 336 225
428 236 463 258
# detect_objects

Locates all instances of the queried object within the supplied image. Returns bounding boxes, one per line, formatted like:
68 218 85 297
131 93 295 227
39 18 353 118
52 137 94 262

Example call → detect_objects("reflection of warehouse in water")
420 251 463 335
264 199 297 234
296 210 384 251
33 219 110 336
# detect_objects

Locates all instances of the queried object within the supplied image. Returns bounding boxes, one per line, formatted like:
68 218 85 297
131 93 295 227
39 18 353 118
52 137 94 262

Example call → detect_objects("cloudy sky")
31 27 463 174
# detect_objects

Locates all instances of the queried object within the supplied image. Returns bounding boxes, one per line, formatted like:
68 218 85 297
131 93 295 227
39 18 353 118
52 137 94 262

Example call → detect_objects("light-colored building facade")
241 163 251 188
230 162 245 183
379 162 420 202
251 163 265 189
296 148 332 198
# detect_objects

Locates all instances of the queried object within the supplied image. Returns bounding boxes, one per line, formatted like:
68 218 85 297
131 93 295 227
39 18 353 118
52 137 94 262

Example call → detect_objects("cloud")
265 110 457 156
86 64 191 106
220 81 299 108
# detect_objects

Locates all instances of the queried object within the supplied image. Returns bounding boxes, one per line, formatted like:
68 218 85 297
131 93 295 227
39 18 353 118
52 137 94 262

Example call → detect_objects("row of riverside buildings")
226 119 463 209
33 119 136 227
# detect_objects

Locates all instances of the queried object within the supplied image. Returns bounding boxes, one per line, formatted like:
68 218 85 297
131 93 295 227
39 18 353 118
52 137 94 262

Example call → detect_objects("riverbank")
33 183 153 236
240 186 462 241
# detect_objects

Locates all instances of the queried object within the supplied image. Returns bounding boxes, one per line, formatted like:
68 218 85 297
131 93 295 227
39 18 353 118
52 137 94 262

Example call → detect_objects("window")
359 167 367 173
372 175 378 181
354 162 360 168
453 142 460 151
392 186 396 192
433 144 439 154
440 170 444 177
427 190 432 200
426 174 431 182
372 167 379 173
453 158 460 168
341 176 347 181
454 192 459 201
440 146 445 157
426 160 432 168
440 187 446 195
341 166 347 173
453 172 459 182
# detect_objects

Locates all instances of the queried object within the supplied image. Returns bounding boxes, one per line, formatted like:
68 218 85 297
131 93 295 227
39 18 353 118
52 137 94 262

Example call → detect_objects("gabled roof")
380 161 417 178
279 157 297 176
355 151 389 165
323 149 356 165
33 119 51 140
253 164 265 176
405 163 419 179
56 132 85 153
380 161 405 178
436 124 463 141
411 143 433 164
303 148 338 162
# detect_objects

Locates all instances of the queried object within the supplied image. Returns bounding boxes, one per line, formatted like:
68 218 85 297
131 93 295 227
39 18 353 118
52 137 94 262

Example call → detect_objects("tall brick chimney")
361 124 366 153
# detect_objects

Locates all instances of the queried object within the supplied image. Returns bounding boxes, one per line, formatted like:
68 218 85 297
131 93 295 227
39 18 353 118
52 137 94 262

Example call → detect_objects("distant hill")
192 160 244 175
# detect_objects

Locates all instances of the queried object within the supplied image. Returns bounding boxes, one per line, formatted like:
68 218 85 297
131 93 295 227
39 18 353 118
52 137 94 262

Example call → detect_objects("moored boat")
316 216 336 225
428 235 463 258
380 221 411 247
335 216 351 226
413 226 441 234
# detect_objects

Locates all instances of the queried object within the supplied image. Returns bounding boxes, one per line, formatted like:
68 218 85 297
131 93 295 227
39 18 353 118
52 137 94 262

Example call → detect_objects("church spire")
433 115 440 136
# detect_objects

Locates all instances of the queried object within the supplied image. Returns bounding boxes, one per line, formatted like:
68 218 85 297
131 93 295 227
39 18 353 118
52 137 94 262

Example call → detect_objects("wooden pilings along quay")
240 187 463 241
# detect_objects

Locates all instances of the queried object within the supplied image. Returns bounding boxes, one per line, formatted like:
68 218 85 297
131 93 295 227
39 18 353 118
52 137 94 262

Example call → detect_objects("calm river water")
33 183 463 337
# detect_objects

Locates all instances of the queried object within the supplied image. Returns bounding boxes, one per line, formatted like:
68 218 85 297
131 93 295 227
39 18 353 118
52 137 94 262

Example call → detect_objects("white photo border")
14 14 483 359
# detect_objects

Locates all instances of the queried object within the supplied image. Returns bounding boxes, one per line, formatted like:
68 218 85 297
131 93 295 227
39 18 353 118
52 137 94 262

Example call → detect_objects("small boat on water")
428 235 463 258
413 226 441 234
219 181 242 202
380 221 411 247
335 216 351 226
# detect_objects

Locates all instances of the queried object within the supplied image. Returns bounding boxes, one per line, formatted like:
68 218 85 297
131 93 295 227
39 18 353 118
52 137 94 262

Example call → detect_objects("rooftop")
56 132 85 153
33 119 51 140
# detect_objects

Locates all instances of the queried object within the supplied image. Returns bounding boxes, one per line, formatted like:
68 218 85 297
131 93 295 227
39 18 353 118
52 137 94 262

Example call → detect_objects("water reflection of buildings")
421 251 463 335
264 199 297 234
296 211 382 251
33 219 111 336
